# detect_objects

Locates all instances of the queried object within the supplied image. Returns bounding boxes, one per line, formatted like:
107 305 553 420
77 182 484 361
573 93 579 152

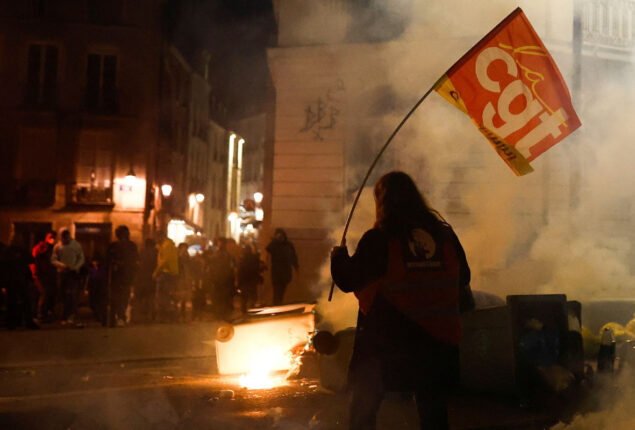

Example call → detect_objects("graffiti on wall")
300 79 345 141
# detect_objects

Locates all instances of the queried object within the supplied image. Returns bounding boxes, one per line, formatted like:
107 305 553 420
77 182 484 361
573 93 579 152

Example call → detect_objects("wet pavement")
0 354 556 430
0 352 437 430
0 318 566 430
0 360 403 430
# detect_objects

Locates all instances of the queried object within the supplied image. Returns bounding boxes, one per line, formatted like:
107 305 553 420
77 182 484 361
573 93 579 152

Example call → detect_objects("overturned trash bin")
215 303 316 387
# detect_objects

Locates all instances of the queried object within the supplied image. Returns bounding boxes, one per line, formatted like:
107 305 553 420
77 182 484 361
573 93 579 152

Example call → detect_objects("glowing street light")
161 184 173 197
195 193 205 203
253 192 263 204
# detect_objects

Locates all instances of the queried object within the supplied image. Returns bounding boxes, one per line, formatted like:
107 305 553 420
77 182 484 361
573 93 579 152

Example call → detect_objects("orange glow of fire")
238 345 289 389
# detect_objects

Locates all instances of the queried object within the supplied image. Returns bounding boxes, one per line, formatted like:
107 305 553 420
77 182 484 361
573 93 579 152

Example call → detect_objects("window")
85 53 118 112
25 43 58 106
73 131 114 204
13 222 52 251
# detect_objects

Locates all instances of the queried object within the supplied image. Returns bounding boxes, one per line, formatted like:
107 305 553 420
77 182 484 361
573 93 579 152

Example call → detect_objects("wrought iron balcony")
69 184 113 206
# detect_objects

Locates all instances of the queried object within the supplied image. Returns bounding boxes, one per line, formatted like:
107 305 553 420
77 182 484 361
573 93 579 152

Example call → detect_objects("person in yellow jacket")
153 234 179 321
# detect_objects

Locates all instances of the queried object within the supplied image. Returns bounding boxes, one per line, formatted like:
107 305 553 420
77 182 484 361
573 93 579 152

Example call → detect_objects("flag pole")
328 79 441 301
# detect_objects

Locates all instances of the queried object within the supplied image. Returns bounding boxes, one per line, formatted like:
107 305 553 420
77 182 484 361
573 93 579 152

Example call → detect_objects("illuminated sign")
113 177 146 210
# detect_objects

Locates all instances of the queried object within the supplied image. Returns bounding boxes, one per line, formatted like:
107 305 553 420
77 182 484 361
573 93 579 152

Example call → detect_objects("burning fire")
238 345 289 389
215 304 316 389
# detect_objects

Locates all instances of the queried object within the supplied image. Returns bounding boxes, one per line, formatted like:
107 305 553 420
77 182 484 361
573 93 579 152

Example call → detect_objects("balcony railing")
69 184 113 206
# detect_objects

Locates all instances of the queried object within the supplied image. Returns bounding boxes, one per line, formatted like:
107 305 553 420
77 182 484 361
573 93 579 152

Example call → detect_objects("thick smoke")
552 366 635 430
311 0 635 306
315 189 376 333
306 2 635 428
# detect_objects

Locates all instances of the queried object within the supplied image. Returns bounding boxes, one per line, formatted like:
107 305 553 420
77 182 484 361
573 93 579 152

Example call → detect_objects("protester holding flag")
331 171 474 430
326 10 581 429
328 7 580 302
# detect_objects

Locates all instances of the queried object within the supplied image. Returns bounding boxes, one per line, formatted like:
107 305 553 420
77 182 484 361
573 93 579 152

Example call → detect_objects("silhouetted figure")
5 237 39 330
31 231 57 321
135 238 157 322
107 226 139 327
331 171 474 430
209 238 235 321
190 252 207 320
52 229 85 325
87 254 107 325
237 242 264 313
266 228 298 305
176 242 193 321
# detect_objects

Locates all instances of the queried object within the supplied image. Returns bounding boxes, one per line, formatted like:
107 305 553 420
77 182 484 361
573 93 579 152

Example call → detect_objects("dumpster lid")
247 303 315 317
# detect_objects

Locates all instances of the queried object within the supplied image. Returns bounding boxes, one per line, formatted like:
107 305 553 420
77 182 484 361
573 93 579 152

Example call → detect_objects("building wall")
0 0 162 250
156 46 231 244
267 45 347 301
184 60 211 230
157 45 193 228
232 112 267 203
204 121 229 239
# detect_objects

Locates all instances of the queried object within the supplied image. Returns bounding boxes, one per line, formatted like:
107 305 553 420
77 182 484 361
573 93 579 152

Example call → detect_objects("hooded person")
265 228 298 305
330 171 474 430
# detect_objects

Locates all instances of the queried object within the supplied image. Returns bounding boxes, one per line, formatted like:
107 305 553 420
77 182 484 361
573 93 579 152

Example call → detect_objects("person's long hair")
373 171 447 236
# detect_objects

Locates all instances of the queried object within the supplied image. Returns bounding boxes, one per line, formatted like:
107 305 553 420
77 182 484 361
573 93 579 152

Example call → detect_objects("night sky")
165 0 277 121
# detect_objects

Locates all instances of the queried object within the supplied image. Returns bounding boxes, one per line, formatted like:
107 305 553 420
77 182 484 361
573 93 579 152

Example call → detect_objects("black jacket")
331 225 474 391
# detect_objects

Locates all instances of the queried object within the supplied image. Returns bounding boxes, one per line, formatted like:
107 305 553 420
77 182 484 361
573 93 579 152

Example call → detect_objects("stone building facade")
0 0 231 257
0 0 165 257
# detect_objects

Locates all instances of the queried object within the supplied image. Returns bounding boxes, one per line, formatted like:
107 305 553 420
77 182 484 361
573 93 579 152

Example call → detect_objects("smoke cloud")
552 366 635 430
308 0 635 308
301 2 635 427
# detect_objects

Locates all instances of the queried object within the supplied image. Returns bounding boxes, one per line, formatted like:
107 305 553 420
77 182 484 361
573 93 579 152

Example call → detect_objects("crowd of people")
0 226 299 330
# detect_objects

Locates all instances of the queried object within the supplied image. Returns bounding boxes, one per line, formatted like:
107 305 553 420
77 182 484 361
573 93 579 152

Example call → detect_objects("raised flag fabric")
435 7 581 176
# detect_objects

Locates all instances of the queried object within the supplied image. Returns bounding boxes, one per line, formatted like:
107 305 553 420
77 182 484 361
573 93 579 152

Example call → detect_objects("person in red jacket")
331 171 474 430
31 231 57 322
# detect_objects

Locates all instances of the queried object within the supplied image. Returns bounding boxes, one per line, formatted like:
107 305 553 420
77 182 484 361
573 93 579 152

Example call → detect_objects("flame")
238 345 289 389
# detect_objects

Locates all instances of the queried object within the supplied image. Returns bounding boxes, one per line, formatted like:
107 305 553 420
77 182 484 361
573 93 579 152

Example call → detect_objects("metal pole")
569 0 583 210
328 81 439 301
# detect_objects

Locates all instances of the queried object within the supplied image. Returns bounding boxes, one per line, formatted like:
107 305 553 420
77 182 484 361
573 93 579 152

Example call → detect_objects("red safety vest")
355 227 462 345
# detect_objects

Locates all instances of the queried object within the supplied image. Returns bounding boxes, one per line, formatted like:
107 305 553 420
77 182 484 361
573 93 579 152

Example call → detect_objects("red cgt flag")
435 7 581 176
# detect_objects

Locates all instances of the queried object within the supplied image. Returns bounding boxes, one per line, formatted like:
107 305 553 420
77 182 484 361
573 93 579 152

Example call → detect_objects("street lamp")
195 193 205 203
161 184 173 197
